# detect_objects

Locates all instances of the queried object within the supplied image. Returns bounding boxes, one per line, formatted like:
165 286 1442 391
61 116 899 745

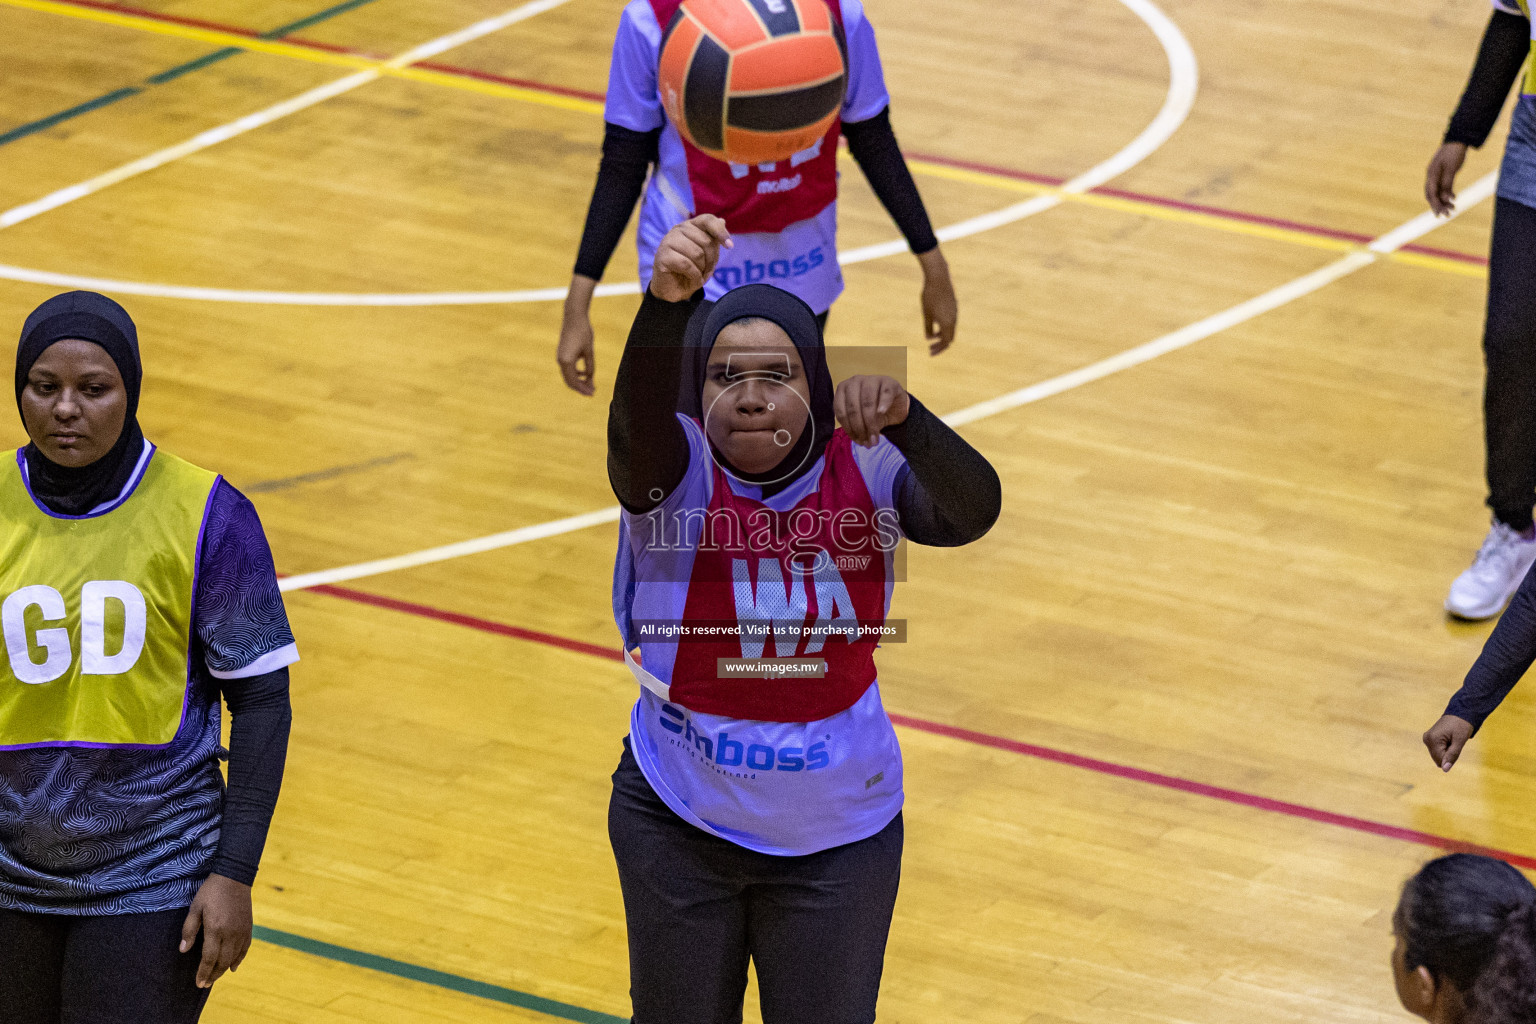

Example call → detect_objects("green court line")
144 47 243 86
0 0 381 146
251 926 629 1024
0 87 143 145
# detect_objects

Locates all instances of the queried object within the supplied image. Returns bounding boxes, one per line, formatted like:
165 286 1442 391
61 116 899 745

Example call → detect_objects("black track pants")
0 906 210 1024
1484 196 1536 531
608 741 902 1024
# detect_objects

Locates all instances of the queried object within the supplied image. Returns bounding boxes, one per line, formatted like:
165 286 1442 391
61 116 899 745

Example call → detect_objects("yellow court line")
1388 249 1488 278
0 0 376 69
0 0 1488 279
0 0 606 113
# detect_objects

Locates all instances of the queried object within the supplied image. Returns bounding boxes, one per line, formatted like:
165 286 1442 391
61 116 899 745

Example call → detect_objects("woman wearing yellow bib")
0 292 298 1023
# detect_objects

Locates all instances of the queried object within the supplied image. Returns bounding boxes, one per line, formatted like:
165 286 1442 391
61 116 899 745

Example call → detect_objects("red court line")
308 583 620 661
901 151 1489 265
50 0 1490 268
887 714 1536 870
900 153 1384 244
299 581 1536 871
411 61 607 102
1397 243 1490 265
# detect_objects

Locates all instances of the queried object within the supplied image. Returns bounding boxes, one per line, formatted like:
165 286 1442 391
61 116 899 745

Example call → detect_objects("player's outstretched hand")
1423 714 1474 772
651 215 732 302
181 872 254 989
917 247 958 355
557 275 598 396
1425 142 1467 217
836 374 910 447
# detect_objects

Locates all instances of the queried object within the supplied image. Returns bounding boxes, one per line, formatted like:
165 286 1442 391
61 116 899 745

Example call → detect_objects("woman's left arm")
844 109 956 354
884 397 1000 546
834 377 1000 546
181 667 291 987
180 481 297 987
1425 563 1536 770
211 668 292 884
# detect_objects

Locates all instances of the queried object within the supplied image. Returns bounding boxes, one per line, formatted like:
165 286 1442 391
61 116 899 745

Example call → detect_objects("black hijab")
678 284 834 495
15 291 144 516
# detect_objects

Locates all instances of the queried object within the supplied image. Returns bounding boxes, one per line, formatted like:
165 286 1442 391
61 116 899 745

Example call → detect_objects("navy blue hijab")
678 284 834 492
15 291 144 515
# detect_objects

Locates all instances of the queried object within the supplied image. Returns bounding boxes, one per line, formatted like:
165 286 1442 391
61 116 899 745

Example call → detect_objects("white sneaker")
1446 520 1536 619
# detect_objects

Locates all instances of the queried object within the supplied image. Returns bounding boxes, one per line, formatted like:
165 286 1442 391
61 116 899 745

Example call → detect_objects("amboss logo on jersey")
658 702 831 773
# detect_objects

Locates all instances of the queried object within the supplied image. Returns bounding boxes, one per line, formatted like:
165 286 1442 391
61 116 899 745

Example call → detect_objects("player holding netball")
557 0 957 396
1427 0 1536 617
604 215 998 1023
0 291 297 1023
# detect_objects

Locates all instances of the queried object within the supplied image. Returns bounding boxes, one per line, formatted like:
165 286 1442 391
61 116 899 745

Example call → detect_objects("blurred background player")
1427 0 1536 618
1391 853 1536 1024
0 292 296 1023
1422 524 1536 772
556 0 957 396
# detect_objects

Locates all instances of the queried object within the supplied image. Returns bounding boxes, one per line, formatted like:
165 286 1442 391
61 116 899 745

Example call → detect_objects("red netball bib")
649 0 845 234
666 429 892 722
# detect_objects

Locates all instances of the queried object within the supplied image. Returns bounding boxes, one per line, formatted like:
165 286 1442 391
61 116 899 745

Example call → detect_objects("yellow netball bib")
1513 0 1536 95
0 448 218 749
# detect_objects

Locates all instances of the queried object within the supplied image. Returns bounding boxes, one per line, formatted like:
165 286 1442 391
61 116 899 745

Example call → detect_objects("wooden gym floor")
0 0 1529 1020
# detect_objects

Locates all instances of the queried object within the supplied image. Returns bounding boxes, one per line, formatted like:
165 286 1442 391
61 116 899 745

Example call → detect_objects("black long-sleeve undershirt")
842 107 938 255
209 666 291 886
574 125 662 281
1446 568 1536 733
1445 10 1529 149
884 398 1000 545
608 291 699 513
607 292 998 544
574 108 938 280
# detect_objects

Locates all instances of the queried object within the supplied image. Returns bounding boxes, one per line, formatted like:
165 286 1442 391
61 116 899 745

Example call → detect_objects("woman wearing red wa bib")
605 215 999 1023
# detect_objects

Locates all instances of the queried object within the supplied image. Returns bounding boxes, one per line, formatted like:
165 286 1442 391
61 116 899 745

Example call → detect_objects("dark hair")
1395 853 1536 1024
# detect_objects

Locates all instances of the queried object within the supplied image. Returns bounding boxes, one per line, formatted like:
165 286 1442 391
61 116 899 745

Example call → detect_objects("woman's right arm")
559 6 668 395
560 123 663 396
1427 9 1529 214
1424 562 1536 769
607 215 731 513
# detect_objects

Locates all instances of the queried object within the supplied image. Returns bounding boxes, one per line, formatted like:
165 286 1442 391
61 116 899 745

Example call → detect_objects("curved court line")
277 173 1497 593
0 0 1197 304
3 0 1491 276
942 172 1498 426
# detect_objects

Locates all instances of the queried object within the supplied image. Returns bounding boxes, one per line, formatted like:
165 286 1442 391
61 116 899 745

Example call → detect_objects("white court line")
837 0 1200 265
279 506 623 591
280 179 1497 593
941 174 1497 426
0 0 575 232
0 0 1196 302
267 0 1195 591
